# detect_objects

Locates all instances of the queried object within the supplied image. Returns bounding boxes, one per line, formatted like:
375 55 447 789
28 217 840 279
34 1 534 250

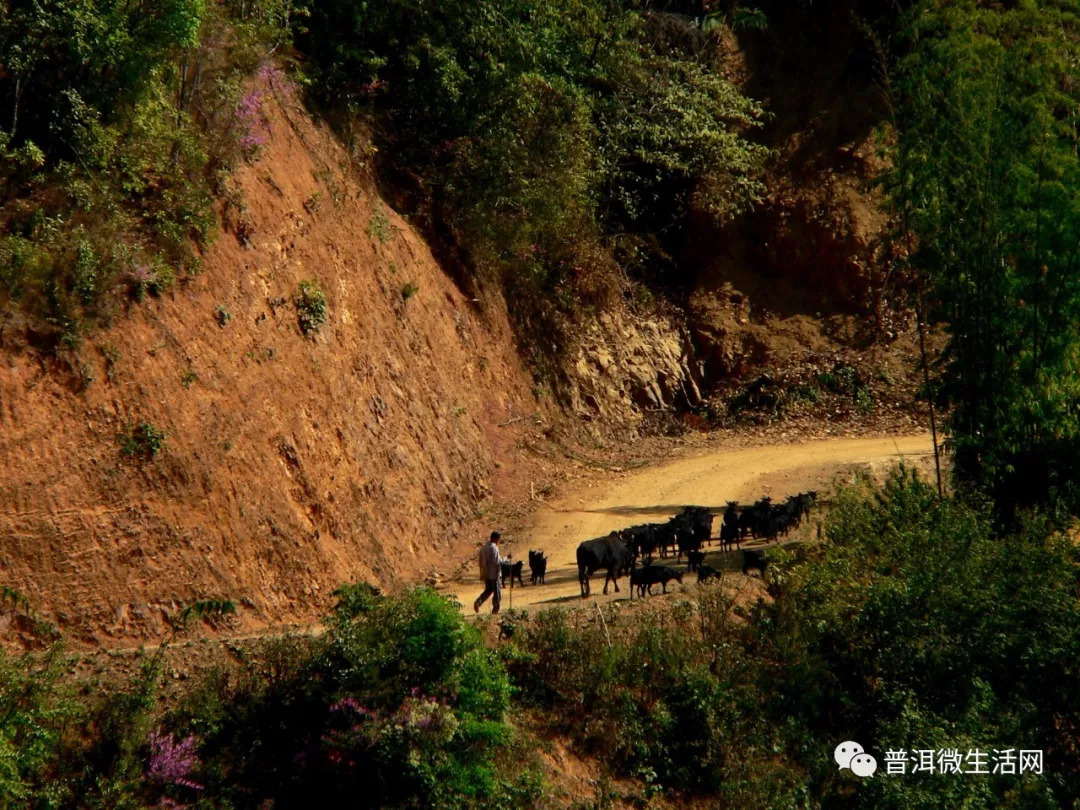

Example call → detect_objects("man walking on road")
474 531 508 614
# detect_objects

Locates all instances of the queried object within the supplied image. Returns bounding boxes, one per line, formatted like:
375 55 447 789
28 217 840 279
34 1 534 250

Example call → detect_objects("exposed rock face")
685 135 896 389
565 311 703 423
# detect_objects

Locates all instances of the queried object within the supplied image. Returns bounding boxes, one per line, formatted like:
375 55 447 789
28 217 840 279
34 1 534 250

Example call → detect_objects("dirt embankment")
0 43 935 648
0 75 550 644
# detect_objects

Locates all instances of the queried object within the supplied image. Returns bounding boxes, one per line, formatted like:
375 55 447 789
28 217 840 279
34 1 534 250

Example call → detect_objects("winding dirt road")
444 433 935 612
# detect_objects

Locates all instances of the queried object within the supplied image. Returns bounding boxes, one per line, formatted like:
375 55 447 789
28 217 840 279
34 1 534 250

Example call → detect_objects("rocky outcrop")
564 310 703 424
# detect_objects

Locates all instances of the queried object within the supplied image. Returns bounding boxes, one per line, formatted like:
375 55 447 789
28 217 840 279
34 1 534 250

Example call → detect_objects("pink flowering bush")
147 731 203 791
160 587 525 808
236 87 269 155
235 64 289 158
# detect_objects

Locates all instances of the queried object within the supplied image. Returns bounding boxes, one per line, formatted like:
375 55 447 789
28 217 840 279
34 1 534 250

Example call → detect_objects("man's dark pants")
474 578 502 614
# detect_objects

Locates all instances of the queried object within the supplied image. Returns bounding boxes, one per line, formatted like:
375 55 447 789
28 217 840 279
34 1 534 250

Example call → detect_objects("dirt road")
444 433 935 612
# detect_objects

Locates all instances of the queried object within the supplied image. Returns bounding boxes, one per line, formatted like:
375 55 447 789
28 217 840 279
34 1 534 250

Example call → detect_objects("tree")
887 0 1080 518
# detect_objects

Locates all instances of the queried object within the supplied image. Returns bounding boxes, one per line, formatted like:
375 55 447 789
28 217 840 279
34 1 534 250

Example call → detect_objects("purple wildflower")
235 63 293 155
257 63 290 97
330 696 373 716
236 86 269 153
147 731 203 791
414 712 435 731
359 77 387 97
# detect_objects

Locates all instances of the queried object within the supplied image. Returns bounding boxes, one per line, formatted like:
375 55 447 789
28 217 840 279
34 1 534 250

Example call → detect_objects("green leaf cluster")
0 0 295 346
298 0 770 356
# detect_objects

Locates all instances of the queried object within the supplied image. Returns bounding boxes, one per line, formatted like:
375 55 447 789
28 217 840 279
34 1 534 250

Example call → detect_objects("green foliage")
0 1 290 346
817 362 873 413
401 281 419 302
726 364 873 420
367 207 394 244
3 502 1077 809
0 590 536 808
119 421 168 458
508 591 799 803
749 468 1080 808
172 598 237 632
886 0 1080 517
169 587 530 808
0 647 80 806
330 581 383 623
214 304 233 327
294 279 327 335
509 469 1080 807
224 0 303 48
298 0 769 365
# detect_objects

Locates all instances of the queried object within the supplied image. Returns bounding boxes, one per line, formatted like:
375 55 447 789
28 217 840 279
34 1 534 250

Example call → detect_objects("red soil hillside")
0 74 539 643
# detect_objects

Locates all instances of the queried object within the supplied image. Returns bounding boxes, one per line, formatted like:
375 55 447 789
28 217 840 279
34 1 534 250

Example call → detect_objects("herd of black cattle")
498 492 817 599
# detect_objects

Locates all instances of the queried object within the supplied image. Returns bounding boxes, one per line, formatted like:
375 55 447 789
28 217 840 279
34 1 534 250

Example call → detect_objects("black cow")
631 564 683 597
683 506 714 547
629 563 651 598
686 550 705 572
501 560 525 588
577 533 632 597
677 533 703 560
737 497 782 542
720 520 740 552
742 549 768 577
720 502 740 549
621 525 658 563
779 497 801 537
755 491 817 542
697 564 721 583
723 501 739 530
528 550 547 585
738 499 762 538
795 491 817 521
654 520 680 558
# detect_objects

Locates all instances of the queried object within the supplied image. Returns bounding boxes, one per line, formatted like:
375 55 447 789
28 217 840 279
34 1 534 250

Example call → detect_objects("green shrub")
119 422 168 458
886 0 1080 519
168 587 530 809
294 280 327 335
367 207 394 244
747 469 1080 808
508 470 1080 807
0 1 288 346
0 647 80 806
1 497 1077 809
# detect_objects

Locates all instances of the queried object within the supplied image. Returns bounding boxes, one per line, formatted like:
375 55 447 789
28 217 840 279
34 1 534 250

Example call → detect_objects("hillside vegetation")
3 0 1080 807
299 0 770 368
1 0 773 383
3 471 1078 808
0 0 290 353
